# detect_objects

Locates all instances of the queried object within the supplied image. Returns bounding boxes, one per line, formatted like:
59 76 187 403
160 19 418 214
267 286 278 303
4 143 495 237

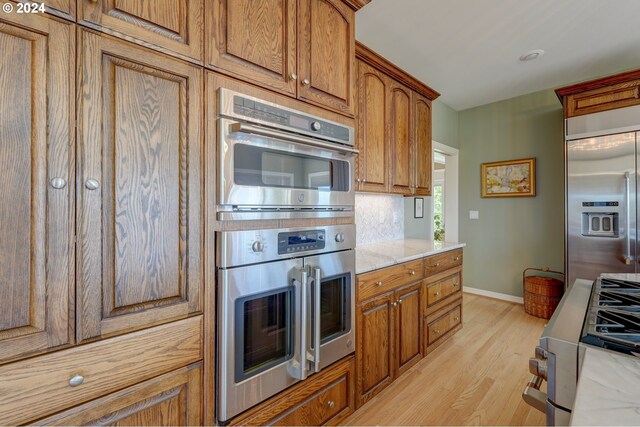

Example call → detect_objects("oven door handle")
229 122 359 156
289 268 308 381
307 266 322 373
522 375 547 413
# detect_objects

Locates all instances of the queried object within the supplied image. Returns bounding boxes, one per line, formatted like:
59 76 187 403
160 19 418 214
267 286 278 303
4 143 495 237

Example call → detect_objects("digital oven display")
278 231 326 254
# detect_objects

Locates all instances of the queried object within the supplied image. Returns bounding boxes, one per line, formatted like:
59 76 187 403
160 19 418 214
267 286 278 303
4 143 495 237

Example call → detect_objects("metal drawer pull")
85 179 100 190
392 302 397 307
50 178 67 189
398 299 403 304
327 400 335 409
409 270 416 276
522 375 546 413
454 316 460 321
289 73 297 81
454 256 460 261
434 329 440 334
69 374 84 387
435 262 441 267
376 281 383 287
302 78 310 86
434 291 440 296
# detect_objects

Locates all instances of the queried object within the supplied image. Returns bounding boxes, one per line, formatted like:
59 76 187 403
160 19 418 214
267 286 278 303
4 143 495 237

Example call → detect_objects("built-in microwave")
216 89 357 220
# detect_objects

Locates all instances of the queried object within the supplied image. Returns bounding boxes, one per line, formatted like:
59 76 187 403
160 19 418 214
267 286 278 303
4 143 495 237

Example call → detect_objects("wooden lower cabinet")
229 356 355 426
355 249 463 407
0 316 202 426
35 362 203 426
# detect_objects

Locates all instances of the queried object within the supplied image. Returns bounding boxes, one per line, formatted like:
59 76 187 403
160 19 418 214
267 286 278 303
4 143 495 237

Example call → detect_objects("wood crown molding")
555 68 640 101
342 0 372 11
356 41 440 100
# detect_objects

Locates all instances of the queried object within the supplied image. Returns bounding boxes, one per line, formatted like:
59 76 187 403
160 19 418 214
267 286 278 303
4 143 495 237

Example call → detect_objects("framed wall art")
481 158 536 198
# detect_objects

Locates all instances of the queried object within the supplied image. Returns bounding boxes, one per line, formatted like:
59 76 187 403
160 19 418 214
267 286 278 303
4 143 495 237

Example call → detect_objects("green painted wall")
432 100 459 148
458 89 564 297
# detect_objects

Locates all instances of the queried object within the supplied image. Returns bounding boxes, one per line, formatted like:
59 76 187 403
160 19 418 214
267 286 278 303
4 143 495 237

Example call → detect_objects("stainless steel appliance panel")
217 224 355 268
304 250 355 372
218 258 306 422
566 132 637 286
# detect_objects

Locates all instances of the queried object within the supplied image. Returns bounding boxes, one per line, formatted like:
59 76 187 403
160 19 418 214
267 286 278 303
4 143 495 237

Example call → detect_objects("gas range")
582 276 640 356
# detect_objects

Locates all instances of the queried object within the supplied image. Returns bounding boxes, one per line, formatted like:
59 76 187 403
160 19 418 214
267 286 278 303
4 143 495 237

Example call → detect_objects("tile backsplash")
355 193 404 245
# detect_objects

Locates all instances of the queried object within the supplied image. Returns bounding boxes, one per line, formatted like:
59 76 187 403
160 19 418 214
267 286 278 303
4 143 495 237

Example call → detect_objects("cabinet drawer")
231 356 355 426
566 79 640 117
425 270 462 307
424 249 462 276
426 305 461 346
358 260 424 302
0 316 202 426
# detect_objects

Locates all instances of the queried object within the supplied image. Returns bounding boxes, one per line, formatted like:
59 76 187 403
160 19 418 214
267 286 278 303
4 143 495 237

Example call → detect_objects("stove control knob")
311 121 321 131
335 232 345 243
529 358 548 380
251 241 264 253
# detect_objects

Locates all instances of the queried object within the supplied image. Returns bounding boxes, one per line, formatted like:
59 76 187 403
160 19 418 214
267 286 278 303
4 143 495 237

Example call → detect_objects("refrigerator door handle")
625 172 632 265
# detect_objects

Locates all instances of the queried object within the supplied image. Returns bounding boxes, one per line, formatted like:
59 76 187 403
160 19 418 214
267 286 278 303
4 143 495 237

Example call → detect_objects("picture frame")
414 197 424 218
481 157 536 198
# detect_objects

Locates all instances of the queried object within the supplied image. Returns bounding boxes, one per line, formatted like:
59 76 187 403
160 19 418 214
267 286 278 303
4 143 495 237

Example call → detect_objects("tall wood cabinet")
355 42 439 196
76 29 203 343
0 10 75 365
206 0 358 116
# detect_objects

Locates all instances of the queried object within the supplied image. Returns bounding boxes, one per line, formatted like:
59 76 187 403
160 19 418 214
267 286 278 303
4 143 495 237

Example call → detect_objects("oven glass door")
304 250 355 371
235 288 294 382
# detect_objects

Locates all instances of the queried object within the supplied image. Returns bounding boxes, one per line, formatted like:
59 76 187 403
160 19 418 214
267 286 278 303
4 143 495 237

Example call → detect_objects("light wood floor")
345 293 548 426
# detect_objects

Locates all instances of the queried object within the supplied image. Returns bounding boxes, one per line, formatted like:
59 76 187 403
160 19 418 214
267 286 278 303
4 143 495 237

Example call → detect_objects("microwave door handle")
311 267 322 373
625 172 632 265
229 122 359 156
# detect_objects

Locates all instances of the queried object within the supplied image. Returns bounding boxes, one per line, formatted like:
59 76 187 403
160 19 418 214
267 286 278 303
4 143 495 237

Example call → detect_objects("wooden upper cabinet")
356 61 389 192
298 0 355 116
0 12 74 364
78 0 203 62
206 0 297 96
76 30 203 343
389 82 413 195
413 92 432 196
15 0 76 20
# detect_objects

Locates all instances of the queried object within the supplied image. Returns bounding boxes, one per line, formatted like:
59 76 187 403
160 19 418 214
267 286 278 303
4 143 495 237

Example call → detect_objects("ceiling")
356 0 640 111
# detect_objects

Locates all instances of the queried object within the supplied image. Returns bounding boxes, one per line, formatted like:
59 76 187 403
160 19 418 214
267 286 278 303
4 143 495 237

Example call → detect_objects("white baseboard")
464 287 524 304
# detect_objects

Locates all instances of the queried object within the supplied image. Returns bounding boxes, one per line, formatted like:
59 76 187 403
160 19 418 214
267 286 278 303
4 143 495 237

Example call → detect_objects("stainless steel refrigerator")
566 105 640 286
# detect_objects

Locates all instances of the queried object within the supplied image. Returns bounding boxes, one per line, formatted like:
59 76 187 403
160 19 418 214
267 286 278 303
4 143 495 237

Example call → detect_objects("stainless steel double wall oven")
215 89 357 422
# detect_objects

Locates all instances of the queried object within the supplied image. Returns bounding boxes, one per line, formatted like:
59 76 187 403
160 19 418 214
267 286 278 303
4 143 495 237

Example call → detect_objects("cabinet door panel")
413 92 432 196
79 0 203 62
77 30 202 342
0 13 73 364
356 294 394 406
395 283 422 376
389 82 412 195
207 0 297 95
36 363 203 426
298 0 355 115
356 60 388 192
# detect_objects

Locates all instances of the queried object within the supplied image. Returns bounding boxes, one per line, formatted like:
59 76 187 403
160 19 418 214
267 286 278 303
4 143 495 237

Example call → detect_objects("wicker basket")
523 267 565 319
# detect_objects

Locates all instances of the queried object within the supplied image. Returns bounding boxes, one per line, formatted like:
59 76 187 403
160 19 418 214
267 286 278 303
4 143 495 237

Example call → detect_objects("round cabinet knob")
85 179 100 190
454 316 460 321
335 232 345 243
454 256 460 261
453 282 459 287
251 241 264 253
302 78 310 86
392 302 397 307
50 177 67 189
434 291 440 296
327 400 335 409
376 281 383 287
311 121 321 131
435 330 440 335
435 262 441 267
409 270 416 276
289 73 297 81
69 374 84 387
398 299 403 305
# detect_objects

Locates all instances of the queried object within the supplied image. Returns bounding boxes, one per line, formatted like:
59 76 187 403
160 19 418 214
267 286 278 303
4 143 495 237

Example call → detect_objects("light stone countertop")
570 347 640 426
355 238 466 274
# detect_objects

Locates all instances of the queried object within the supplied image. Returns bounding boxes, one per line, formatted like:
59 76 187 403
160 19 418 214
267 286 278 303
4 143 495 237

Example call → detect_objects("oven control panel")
278 230 326 254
